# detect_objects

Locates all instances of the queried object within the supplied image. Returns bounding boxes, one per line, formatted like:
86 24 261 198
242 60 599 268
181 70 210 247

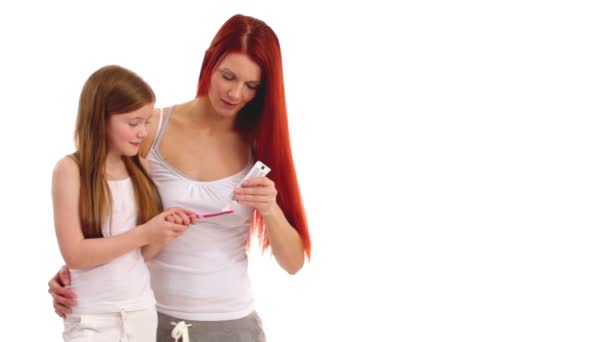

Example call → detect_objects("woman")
49 14 311 341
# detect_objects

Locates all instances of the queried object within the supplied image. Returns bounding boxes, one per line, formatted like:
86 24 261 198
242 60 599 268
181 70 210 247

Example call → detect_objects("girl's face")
106 102 154 157
208 52 261 117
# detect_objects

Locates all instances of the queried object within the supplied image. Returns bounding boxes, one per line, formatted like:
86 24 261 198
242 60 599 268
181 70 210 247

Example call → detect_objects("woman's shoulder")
157 99 194 113
140 107 164 157
141 100 194 157
139 155 151 172
150 100 191 126
169 100 195 117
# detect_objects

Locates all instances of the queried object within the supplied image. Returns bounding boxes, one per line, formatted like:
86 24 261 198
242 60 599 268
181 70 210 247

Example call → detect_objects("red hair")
197 14 311 259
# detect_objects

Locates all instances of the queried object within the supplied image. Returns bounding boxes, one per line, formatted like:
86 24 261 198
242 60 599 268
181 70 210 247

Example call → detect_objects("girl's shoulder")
53 155 80 179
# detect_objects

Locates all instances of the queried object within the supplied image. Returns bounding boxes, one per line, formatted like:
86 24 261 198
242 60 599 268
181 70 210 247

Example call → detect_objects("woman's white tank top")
145 106 256 321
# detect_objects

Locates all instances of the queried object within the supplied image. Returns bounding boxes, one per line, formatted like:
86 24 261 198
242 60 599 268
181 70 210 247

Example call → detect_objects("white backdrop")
0 1 607 341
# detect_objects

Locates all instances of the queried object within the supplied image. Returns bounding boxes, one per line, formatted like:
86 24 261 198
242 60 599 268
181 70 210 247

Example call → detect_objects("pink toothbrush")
193 210 234 219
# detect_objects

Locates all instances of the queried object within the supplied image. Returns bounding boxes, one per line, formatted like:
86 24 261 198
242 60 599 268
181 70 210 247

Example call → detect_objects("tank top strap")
150 106 176 153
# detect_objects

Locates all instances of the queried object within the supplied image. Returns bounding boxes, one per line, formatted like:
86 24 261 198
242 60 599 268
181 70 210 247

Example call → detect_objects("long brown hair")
73 65 162 238
197 15 311 258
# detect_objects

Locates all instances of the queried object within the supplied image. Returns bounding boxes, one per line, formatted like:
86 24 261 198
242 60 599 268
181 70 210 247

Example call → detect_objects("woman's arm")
234 177 305 274
263 203 306 274
48 265 76 318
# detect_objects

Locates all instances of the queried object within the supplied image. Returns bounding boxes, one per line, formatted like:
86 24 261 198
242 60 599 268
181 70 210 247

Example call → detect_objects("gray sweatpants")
157 311 266 342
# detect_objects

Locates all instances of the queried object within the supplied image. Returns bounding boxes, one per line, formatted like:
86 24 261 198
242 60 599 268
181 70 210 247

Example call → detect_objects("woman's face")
208 52 262 117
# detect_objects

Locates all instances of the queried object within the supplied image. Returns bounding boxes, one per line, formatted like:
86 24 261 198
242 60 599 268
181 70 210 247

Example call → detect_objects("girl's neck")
104 153 129 180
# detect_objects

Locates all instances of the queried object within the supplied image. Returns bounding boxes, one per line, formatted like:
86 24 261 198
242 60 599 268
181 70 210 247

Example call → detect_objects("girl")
52 65 195 341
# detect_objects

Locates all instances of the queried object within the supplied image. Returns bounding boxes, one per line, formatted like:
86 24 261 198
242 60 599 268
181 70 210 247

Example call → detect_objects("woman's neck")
185 97 237 133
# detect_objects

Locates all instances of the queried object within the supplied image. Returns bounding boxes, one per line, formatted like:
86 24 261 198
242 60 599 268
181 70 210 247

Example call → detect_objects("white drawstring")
119 310 128 342
171 321 192 342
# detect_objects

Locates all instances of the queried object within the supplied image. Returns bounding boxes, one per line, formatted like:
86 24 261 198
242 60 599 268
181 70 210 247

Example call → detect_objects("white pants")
63 308 157 342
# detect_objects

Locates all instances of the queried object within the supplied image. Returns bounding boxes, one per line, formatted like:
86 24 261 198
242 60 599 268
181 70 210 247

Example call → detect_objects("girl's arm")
141 243 165 261
52 157 188 269
141 210 195 261
138 155 163 261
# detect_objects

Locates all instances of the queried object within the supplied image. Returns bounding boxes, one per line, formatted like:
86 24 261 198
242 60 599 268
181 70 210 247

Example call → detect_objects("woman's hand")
233 176 278 216
48 265 76 318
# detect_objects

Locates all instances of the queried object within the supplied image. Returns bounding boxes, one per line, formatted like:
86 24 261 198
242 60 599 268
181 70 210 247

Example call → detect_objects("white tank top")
145 106 255 321
69 178 155 314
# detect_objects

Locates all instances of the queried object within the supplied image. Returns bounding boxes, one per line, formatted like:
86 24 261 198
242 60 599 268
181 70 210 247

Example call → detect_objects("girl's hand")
143 207 195 245
164 208 198 225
